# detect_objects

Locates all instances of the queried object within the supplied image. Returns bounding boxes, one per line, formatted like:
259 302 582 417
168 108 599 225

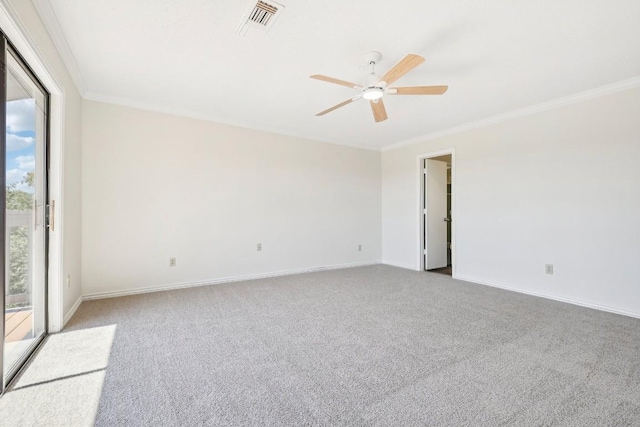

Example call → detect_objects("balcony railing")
5 210 33 306
5 210 34 345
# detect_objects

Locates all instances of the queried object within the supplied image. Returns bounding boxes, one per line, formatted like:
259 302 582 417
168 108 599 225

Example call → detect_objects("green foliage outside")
6 173 34 297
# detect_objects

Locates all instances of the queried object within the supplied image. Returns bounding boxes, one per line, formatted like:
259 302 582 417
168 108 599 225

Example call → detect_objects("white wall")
4 0 83 325
82 100 381 296
382 86 640 317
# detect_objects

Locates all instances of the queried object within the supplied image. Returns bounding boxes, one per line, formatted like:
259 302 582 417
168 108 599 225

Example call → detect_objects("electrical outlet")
358 244 362 251
545 264 553 275
257 243 262 251
66 274 71 288
169 257 177 267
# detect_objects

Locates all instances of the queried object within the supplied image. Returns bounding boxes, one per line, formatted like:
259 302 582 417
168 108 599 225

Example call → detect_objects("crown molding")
22 1 640 154
87 76 640 154
83 91 379 152
382 76 640 152
32 0 87 96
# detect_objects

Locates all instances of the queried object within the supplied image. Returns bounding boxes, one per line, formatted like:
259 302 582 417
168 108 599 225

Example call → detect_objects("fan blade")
370 99 388 123
388 85 448 95
379 54 425 86
316 97 359 116
310 75 362 89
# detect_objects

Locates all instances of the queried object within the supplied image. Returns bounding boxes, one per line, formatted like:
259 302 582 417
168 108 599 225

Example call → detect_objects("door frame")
0 31 50 395
0 1 66 334
0 34 52 392
417 148 456 276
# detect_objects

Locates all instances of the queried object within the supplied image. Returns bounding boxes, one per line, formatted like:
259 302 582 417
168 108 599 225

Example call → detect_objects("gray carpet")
2 265 640 426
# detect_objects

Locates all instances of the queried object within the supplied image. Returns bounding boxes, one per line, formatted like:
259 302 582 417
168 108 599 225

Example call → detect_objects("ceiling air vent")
236 0 285 36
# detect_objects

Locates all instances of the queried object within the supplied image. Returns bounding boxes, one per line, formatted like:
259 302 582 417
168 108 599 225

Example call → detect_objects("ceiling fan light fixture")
362 87 384 100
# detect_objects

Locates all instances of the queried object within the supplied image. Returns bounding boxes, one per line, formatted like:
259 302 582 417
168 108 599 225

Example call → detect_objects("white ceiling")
35 0 640 149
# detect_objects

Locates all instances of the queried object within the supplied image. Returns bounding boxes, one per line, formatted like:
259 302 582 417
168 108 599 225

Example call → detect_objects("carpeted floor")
1 265 640 426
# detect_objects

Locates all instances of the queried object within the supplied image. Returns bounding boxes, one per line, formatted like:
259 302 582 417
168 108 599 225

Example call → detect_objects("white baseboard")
455 274 640 320
62 296 83 328
82 261 381 301
381 261 419 271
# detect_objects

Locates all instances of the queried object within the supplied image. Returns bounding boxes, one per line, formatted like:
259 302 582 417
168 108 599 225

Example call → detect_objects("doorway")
419 150 454 276
1 36 50 391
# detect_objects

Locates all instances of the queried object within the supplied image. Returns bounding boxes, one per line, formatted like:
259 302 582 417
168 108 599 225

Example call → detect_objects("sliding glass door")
1 35 49 390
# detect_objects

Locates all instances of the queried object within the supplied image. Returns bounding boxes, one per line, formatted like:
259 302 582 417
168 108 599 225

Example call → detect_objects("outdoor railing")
5 210 32 306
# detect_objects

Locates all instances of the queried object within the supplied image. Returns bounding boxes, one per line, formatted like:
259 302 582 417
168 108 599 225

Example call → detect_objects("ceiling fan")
310 51 448 123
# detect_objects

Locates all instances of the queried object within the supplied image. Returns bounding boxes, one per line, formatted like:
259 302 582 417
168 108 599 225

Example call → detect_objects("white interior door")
424 159 448 270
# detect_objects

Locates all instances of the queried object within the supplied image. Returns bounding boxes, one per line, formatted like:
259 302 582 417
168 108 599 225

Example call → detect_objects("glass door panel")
3 49 48 382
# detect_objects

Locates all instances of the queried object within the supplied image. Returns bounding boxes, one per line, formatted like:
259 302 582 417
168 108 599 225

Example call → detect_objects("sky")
6 99 37 193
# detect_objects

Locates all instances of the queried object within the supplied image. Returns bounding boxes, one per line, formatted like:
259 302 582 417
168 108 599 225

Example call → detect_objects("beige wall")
382 86 640 317
6 0 638 321
5 0 83 322
82 100 381 296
